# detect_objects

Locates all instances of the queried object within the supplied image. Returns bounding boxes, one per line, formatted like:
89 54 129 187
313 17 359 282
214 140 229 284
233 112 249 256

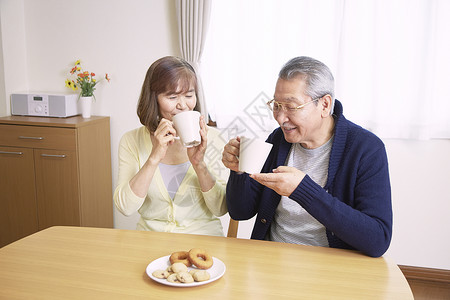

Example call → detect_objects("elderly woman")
222 56 392 257
114 56 228 236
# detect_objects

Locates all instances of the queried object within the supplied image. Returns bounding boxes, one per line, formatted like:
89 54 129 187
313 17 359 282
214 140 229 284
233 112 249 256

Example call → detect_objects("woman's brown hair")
137 56 200 132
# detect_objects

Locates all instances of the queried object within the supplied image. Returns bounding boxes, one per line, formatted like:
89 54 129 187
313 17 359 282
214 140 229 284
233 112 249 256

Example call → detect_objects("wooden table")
0 226 413 299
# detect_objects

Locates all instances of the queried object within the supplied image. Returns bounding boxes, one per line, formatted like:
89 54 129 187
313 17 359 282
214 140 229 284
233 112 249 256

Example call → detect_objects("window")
202 0 450 139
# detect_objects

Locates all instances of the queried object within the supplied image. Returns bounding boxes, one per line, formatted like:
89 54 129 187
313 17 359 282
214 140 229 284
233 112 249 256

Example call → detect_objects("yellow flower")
75 60 81 66
65 79 78 91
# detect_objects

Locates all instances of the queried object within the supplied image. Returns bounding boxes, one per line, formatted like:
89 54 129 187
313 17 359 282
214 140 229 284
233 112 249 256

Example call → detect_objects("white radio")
11 93 79 117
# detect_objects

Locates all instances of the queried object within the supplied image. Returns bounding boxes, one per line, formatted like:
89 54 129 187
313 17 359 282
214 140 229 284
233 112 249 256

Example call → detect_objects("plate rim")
146 254 226 287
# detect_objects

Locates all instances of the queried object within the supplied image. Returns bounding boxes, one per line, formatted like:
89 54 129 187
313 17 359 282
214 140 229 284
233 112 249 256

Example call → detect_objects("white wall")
0 0 28 114
0 0 449 270
384 139 450 269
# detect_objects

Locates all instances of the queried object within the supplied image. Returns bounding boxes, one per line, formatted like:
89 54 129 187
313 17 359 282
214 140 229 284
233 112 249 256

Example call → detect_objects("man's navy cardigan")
226 100 392 257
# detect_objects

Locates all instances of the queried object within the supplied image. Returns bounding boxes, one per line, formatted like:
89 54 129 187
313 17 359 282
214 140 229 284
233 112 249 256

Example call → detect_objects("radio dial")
35 105 43 113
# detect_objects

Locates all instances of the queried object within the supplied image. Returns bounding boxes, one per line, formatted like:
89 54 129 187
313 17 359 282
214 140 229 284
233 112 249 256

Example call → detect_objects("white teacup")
172 111 201 148
238 137 273 174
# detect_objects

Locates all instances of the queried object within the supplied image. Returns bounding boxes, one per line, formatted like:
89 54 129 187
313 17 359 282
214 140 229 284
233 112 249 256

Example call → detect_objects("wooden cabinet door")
0 147 39 247
34 149 80 230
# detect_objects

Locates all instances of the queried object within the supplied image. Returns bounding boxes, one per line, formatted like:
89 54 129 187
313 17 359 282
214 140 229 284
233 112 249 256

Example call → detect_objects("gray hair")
279 56 335 114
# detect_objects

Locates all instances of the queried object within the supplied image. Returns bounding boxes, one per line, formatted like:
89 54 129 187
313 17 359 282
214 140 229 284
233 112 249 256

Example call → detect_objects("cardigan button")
261 218 267 224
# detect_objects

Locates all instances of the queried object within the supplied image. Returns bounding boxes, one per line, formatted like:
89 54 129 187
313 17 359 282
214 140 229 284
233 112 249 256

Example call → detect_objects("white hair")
279 56 335 115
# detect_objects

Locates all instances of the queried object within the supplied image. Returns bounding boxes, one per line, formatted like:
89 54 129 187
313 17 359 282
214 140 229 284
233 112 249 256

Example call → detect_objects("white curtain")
176 0 212 120
202 0 450 140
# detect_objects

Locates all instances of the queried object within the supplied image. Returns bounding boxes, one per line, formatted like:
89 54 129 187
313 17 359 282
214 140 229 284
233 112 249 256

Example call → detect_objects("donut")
169 251 192 267
188 248 213 269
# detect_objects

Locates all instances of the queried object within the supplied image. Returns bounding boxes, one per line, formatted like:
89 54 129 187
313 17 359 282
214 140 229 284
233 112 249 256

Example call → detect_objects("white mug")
238 137 273 174
172 111 201 148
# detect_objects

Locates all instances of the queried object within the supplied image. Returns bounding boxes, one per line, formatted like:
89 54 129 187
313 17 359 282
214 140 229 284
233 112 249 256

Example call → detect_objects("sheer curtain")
176 0 212 119
202 0 450 139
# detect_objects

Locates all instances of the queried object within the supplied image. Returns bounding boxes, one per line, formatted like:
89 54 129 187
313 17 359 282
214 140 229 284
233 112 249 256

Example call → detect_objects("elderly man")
222 56 392 257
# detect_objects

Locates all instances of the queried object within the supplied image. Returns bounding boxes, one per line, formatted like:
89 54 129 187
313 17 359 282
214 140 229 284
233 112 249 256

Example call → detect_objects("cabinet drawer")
0 125 76 150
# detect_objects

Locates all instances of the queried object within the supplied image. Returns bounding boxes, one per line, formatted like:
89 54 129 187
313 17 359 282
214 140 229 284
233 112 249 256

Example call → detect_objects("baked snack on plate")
146 248 225 287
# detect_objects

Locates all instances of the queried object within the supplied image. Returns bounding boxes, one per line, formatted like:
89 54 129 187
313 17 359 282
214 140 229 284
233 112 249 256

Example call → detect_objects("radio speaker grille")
11 94 28 115
48 95 64 116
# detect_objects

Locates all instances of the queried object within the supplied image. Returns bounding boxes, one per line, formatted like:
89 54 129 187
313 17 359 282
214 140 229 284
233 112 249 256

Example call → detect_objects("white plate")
146 255 226 287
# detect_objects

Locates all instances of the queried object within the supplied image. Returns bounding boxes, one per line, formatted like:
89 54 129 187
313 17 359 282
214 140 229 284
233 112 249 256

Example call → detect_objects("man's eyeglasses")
266 97 321 113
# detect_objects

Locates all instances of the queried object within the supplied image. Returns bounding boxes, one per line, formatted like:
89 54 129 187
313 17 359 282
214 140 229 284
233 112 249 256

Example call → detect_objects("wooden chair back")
227 218 239 238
